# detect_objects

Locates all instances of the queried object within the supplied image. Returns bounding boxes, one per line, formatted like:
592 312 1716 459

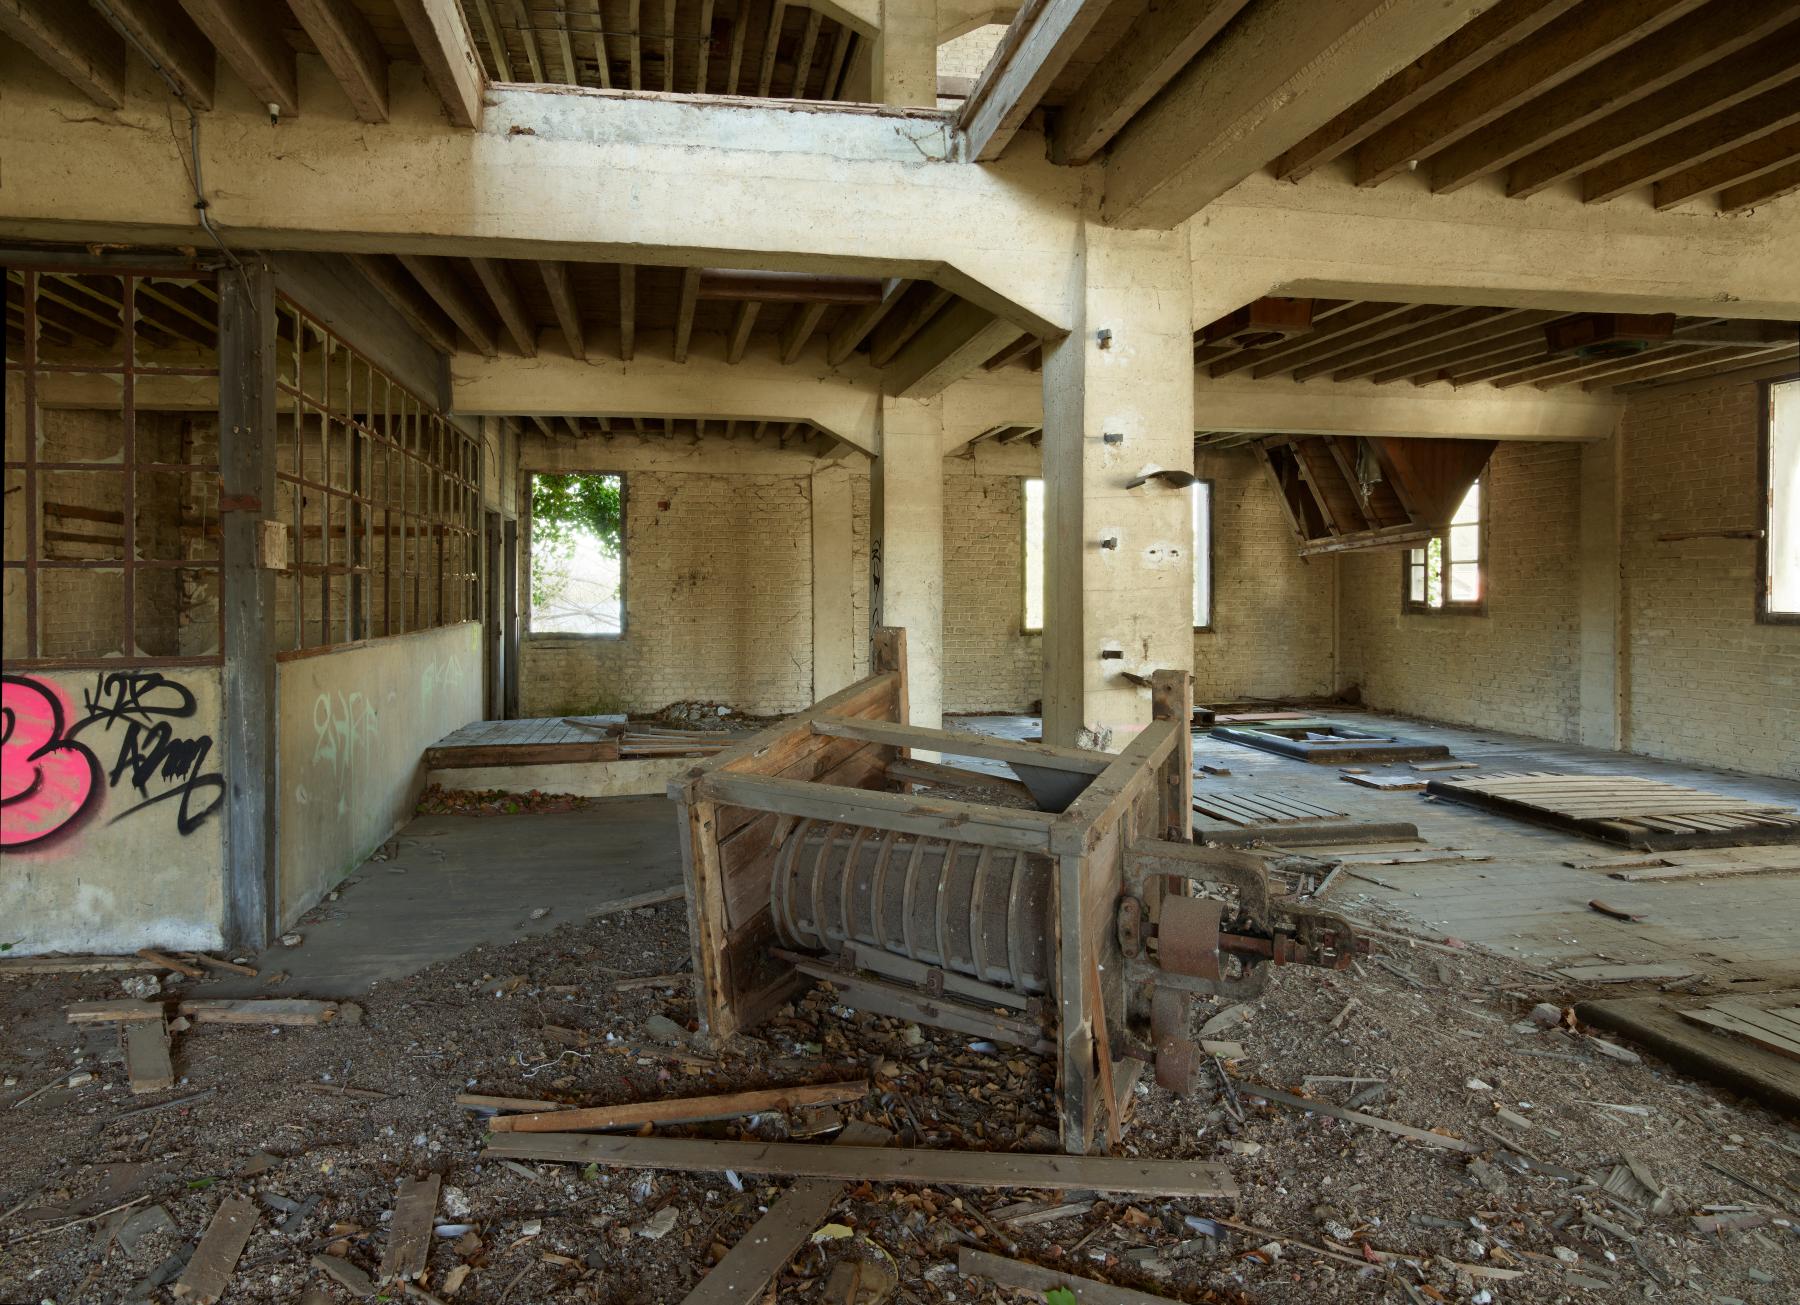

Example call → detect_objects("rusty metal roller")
770 818 1055 994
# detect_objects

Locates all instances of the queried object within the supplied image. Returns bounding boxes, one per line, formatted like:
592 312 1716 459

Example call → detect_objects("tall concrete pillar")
811 463 856 699
872 0 938 107
1041 225 1195 749
1578 435 1624 751
871 396 944 726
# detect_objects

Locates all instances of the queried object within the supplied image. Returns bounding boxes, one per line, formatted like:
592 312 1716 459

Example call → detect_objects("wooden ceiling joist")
471 257 538 356
1370 316 1565 386
97 0 217 109
868 284 953 369
1290 306 1503 382
398 254 499 356
397 0 486 127
1660 121 1800 209
350 254 459 356
827 279 908 366
961 0 1112 163
984 331 1040 372
1250 304 1463 380
618 262 637 361
1721 157 1800 213
695 271 884 304
1331 309 1551 383
673 266 700 363
780 301 829 364
726 299 761 363
288 0 391 122
0 0 126 109
538 261 587 360
178 0 300 118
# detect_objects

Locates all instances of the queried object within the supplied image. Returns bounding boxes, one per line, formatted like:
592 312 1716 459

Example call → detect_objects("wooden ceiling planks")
1267 0 1800 214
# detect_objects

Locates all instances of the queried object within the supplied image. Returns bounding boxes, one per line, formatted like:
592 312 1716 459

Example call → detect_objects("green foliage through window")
530 473 624 634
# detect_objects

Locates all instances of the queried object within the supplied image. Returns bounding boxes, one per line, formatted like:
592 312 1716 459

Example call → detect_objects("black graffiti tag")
67 672 226 837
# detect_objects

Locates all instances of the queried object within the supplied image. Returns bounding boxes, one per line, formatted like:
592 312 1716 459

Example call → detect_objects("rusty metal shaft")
770 818 1055 994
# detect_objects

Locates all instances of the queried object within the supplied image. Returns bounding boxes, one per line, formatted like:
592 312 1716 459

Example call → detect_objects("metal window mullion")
22 271 40 656
122 274 137 658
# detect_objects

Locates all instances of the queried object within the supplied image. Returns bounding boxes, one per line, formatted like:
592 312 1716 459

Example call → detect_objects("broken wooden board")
137 948 205 978
959 1247 1178 1303
485 1133 1237 1198
1231 1082 1474 1152
121 1019 175 1094
173 1195 257 1303
378 1174 440 1284
1192 790 1346 827
310 1253 377 1296
0 954 165 975
1680 998 1800 1061
1591 846 1800 881
490 1080 869 1133
1558 963 1697 983
1579 995 1800 1117
67 999 339 1025
1411 760 1478 772
1340 773 1426 791
455 1093 571 1114
677 1120 891 1304
1427 772 1800 850
1329 849 1491 866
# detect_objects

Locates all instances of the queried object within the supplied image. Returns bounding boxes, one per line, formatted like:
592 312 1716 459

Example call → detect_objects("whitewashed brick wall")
941 470 1042 712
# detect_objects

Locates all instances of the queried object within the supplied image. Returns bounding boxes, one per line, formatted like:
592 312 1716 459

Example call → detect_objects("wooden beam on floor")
470 257 539 356
98 0 217 109
1050 0 1249 166
0 0 127 109
1272 0 1579 182
673 266 700 362
779 300 828 363
618 262 637 361
179 0 300 118
398 254 499 356
725 299 760 363
538 260 586 360
288 0 391 122
395 0 486 127
1354 0 1711 188
349 254 459 356
962 0 1112 162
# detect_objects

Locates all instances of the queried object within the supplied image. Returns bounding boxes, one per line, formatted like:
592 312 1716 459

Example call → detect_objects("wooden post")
1151 669 1193 843
219 260 279 951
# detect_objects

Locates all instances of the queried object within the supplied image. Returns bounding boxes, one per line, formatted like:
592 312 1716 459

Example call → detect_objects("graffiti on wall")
1 672 225 849
307 688 379 817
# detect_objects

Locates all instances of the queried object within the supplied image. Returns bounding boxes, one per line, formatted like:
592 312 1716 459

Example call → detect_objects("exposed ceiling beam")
1 0 127 109
627 0 641 89
1106 0 1477 228
792 8 822 99
177 0 299 118
470 0 507 79
579 0 610 88
695 0 713 93
661 0 675 92
398 254 499 356
470 257 538 356
826 277 906 365
1510 26 1800 200
347 254 459 355
1253 305 1465 380
1354 0 1710 188
821 25 853 102
984 331 1039 371
1050 0 1250 166
723 0 745 93
94 0 217 110
1616 349 1800 394
674 266 700 362
549 0 576 83
1657 120 1800 208
287 0 390 123
1208 302 1409 378
869 285 952 368
1719 157 1800 213
1427 2 1794 195
726 300 761 363
696 270 884 303
961 0 1112 163
1572 345 1759 390
1290 306 1505 382
1271 0 1579 183
1582 79 1800 204
885 301 1019 398
509 0 543 79
756 0 787 96
618 263 636 361
1349 310 1562 384
395 0 486 127
538 260 587 361
781 301 829 364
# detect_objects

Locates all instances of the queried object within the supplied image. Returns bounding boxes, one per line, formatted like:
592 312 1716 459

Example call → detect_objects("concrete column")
1041 225 1195 749
870 0 939 107
871 396 945 726
812 463 856 699
1578 434 1624 751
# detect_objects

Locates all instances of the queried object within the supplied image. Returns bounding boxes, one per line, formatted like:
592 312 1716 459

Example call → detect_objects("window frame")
1192 477 1214 633
1759 376 1800 626
1021 475 1044 635
1400 477 1487 616
522 469 628 640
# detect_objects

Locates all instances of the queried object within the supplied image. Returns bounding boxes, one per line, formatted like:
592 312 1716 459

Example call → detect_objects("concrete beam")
519 428 866 475
1192 171 1800 321
884 299 1021 397
872 396 946 727
0 67 1077 336
875 0 940 107
452 348 885 455
1103 0 1485 228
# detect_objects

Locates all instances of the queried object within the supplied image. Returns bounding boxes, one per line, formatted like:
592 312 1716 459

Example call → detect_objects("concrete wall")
1619 379 1800 777
276 623 482 922
1193 447 1337 703
0 667 227 953
1338 441 1585 741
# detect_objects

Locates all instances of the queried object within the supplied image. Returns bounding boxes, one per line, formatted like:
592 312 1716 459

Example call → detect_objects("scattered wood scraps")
488 1080 870 1134
1680 999 1800 1061
1340 774 1426 791
173 1195 257 1304
67 999 341 1026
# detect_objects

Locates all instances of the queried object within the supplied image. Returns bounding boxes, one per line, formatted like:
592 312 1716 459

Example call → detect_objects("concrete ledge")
425 757 693 800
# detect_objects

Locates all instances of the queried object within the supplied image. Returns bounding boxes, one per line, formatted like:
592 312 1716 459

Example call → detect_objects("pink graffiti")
2 675 103 849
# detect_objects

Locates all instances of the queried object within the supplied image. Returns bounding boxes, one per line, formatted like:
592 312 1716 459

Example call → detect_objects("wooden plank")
698 771 1058 853
677 1121 892 1305
395 0 485 127
1232 1082 1474 1152
811 716 1110 775
490 1080 870 1133
0 955 164 975
1559 963 1697 983
1341 773 1426 791
1053 720 1180 856
122 1019 175 1094
180 0 300 118
378 1174 440 1283
961 0 1112 162
288 0 391 122
484 1133 1237 1197
1611 857 1800 882
1701 1002 1800 1059
173 1195 258 1303
1580 996 1800 1117
455 1093 570 1113
1682 1008 1800 1061
68 999 338 1025
959 1248 1181 1304
423 740 621 768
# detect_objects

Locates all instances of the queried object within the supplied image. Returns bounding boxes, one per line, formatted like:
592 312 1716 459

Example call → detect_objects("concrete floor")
214 796 684 999
959 710 1800 978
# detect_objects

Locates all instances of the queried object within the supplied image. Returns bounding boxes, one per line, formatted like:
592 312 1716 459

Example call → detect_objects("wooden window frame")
521 469 628 641
1758 376 1800 626
1192 478 1214 633
1400 478 1487 616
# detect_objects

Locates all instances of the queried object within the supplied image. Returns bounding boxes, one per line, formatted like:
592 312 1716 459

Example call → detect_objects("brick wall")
521 470 818 716
1338 441 1584 741
1194 448 1336 702
1619 379 1800 776
942 468 1041 712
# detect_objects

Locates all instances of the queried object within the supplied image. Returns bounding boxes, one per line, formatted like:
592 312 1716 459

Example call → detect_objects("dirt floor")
3 852 1797 1304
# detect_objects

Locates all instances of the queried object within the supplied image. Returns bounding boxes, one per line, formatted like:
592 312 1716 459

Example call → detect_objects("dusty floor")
3 714 1798 1303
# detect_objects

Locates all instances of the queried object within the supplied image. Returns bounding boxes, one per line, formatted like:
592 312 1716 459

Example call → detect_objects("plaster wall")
0 667 227 953
276 623 482 923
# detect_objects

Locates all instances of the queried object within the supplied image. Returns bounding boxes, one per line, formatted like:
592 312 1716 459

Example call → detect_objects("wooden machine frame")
668 628 1194 1155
